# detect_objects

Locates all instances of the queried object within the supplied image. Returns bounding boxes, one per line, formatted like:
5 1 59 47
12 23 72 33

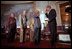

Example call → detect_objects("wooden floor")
1 38 71 48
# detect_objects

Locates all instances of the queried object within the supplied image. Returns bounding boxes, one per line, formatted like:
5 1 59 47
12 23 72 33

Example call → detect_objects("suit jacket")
34 16 41 28
45 9 57 25
29 17 34 31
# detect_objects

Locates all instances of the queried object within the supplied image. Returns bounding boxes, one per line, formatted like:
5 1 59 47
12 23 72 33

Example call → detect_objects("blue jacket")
34 16 41 28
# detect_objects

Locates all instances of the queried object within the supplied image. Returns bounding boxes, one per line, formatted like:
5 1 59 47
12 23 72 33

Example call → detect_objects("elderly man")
21 10 27 42
33 9 41 45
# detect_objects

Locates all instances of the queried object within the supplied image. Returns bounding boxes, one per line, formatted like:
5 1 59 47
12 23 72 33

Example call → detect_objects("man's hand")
44 8 47 13
45 8 49 14
27 25 30 28
45 18 49 21
48 18 49 21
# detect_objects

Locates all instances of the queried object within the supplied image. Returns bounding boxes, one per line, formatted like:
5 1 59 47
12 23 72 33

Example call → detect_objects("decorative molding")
55 1 69 4
1 1 34 4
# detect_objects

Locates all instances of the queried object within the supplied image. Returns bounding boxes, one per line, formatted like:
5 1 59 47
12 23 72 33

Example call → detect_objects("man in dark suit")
45 5 57 47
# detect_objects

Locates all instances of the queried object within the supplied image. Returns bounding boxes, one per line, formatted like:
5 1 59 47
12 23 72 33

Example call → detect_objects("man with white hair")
33 9 41 46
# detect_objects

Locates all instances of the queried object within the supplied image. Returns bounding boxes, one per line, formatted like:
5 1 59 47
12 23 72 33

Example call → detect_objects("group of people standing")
6 4 57 47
